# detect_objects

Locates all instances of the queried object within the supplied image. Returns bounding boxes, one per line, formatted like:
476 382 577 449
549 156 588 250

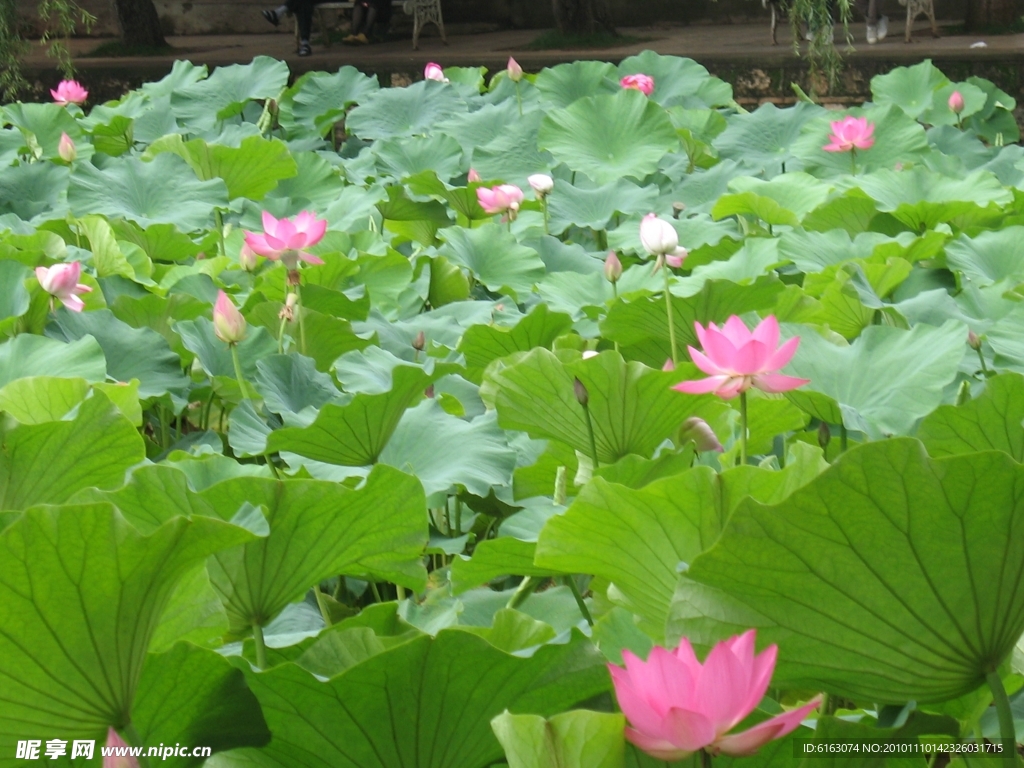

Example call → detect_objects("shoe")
262 9 280 26
866 23 878 43
298 42 312 56
877 15 888 40
354 32 368 44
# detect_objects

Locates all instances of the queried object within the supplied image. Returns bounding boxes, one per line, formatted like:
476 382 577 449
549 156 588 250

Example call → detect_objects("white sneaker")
866 23 878 43
877 15 888 40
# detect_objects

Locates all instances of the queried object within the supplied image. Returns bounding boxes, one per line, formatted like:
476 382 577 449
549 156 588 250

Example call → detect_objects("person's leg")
289 0 314 53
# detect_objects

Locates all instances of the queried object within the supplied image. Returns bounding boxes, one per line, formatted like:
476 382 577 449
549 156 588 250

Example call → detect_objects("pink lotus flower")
678 416 723 452
665 249 688 269
424 62 447 82
104 728 140 768
244 211 326 270
213 290 247 344
58 132 77 162
35 262 91 312
640 213 686 260
604 251 622 283
238 242 259 271
51 79 88 105
467 168 481 182
528 173 553 198
507 57 524 83
620 74 655 96
823 116 875 153
673 316 809 399
609 631 820 760
476 184 524 216
948 90 965 114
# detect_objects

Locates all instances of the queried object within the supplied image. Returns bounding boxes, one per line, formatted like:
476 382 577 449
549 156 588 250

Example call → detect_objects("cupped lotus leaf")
346 80 468 140
374 134 466 181
469 111 553 188
170 56 290 131
439 223 545 299
0 503 256 749
0 376 90 424
716 172 833 225
254 353 342 425
668 438 1024 703
0 334 106 387
538 89 679 185
491 348 707 464
546 178 659 235
458 303 573 376
68 153 229 231
175 317 278 380
918 373 1024 461
945 227 1024 287
714 101 826 176
491 710 626 768
0 162 69 222
450 537 553 595
783 321 966 439
149 563 230 653
921 81 989 127
435 99 521 154
964 77 1020 144
2 102 84 160
278 66 379 138
871 59 949 119
201 465 427 630
618 51 733 109
244 629 609 768
533 60 618 109
0 259 30 321
0 392 145 510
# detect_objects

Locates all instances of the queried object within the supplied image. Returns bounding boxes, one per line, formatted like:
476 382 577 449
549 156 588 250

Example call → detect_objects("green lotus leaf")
439 223 545 299
533 60 618 109
0 162 69 222
618 51 733 109
346 80 468 140
871 59 949 120
945 227 1024 287
2 102 85 160
469 111 553 188
176 317 278 380
0 334 105 386
450 537 554 594
492 710 625 768
921 80 989 126
375 134 465 181
546 178 659 235
170 56 290 131
278 66 379 138
918 372 1024 461
714 101 826 175
716 172 833 226
459 303 573 377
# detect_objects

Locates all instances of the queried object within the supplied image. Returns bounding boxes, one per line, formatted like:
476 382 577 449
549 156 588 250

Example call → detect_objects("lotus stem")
277 312 288 354
986 671 1017 768
840 424 848 453
978 347 990 376
850 147 857 176
252 622 268 670
664 265 678 365
369 581 383 603
230 343 253 401
542 199 549 235
215 209 226 258
701 749 712 768
124 723 151 768
454 496 463 536
582 401 599 470
563 575 594 626
295 284 307 356
396 584 406 601
507 576 540 610
739 391 748 466
313 584 332 626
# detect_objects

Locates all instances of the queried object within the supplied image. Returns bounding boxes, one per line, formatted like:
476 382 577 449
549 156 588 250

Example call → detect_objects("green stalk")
214 209 226 258
295 284 307 356
850 147 857 176
252 622 268 670
454 497 463 536
369 581 383 603
582 401 599 470
123 723 151 768
542 199 549 235
840 424 848 453
664 264 678 365
230 344 252 401
978 347 990 376
507 576 540 610
985 671 1017 768
700 749 712 768
396 584 407 601
277 314 288 354
739 390 748 466
563 575 594 626
313 584 332 627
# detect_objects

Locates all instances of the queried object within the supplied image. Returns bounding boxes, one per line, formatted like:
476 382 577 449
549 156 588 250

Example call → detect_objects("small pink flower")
609 631 820 760
424 62 447 82
948 90 965 114
665 249 688 269
476 184 524 216
244 210 326 270
823 116 875 153
679 416 723 452
673 316 810 400
238 242 259 271
467 168 481 182
213 290 247 344
604 251 622 283
103 728 140 768
35 262 91 312
640 213 686 260
58 132 77 162
507 57 524 82
662 358 675 371
620 74 655 96
51 79 88 105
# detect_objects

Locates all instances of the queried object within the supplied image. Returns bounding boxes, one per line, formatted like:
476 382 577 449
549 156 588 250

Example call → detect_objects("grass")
87 40 175 57
523 28 652 50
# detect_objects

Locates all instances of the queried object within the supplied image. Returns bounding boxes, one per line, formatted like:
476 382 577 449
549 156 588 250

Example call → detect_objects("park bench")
294 0 447 50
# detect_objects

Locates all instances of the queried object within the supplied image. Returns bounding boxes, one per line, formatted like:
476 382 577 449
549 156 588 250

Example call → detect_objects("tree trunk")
964 0 1019 29
551 0 617 35
112 0 167 47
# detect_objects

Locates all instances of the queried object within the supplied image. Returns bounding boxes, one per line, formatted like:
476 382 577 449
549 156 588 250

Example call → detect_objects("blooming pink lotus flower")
620 74 655 96
673 316 809 399
244 211 326 270
823 116 875 153
58 132 77 162
948 90 965 114
528 173 553 198
476 184 524 216
424 62 447 82
35 262 91 312
104 728 140 768
213 290 247 344
51 79 88 105
507 57 524 82
609 631 820 760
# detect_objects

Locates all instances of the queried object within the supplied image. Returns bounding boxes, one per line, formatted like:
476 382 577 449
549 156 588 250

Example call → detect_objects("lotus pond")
1 51 1024 768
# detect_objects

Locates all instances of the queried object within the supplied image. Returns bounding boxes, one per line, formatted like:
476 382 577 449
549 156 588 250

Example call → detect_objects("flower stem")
515 82 522 116
277 313 288 354
295 284 307 356
396 584 406 601
124 723 151 768
850 147 857 176
230 343 252 400
840 424 848 453
701 748 713 768
507 576 540 610
454 497 463 536
582 401 600 470
663 265 678 365
369 581 383 603
986 671 1018 768
252 622 268 669
542 199 549 235
313 584 332 627
563 575 594 626
739 390 748 466
214 209 226 258
978 347 990 376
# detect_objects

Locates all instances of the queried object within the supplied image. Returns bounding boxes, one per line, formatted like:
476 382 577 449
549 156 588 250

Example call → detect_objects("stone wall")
22 0 968 36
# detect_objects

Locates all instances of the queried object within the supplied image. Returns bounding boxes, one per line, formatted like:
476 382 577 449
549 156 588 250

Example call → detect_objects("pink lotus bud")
238 243 259 271
528 173 553 198
573 376 589 406
412 330 426 351
639 213 680 256
620 74 654 96
968 330 982 350
662 359 675 371
678 416 723 452
476 184 524 215
507 57 524 83
58 132 76 162
104 728 140 768
604 251 622 283
213 290 247 344
818 421 831 450
51 79 88 105
467 168 481 182
949 90 965 114
424 62 447 82
665 248 688 269
35 262 91 312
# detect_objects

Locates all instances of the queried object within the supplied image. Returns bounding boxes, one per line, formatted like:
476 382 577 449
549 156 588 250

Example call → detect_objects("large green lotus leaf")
0 259 30 322
783 321 966 439
439 223 545 299
374 134 465 181
114 220 203 264
278 66 379 138
150 563 230 652
791 105 929 178
435 99 520 153
244 629 609 768
618 51 733 109
536 447 827 639
201 465 427 631
964 76 1020 144
459 303 573 377
266 364 437 465
346 80 468 140
0 503 255 749
0 393 145 509
777 229 892 272
2 102 85 160
533 60 618 109
469 111 553 189
920 80 989 127
546 178 659 235
870 59 949 119
50 307 190 401
0 334 106 387
253 354 342 426
78 214 146 282
0 375 90 424
175 317 278 379
268 152 348 213
147 134 298 201
0 162 69 222
170 56 290 131
379 401 516 497
716 172 833 226
538 89 679 185
492 710 625 768
918 373 1024 461
492 348 706 464
133 642 270 767
68 153 229 232
450 537 554 594
945 227 1024 287
247 301 371 373
714 101 826 175
668 438 1024 703
851 167 1011 231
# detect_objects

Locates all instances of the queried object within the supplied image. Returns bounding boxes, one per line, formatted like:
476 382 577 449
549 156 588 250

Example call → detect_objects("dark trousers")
854 0 879 24
287 0 322 40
